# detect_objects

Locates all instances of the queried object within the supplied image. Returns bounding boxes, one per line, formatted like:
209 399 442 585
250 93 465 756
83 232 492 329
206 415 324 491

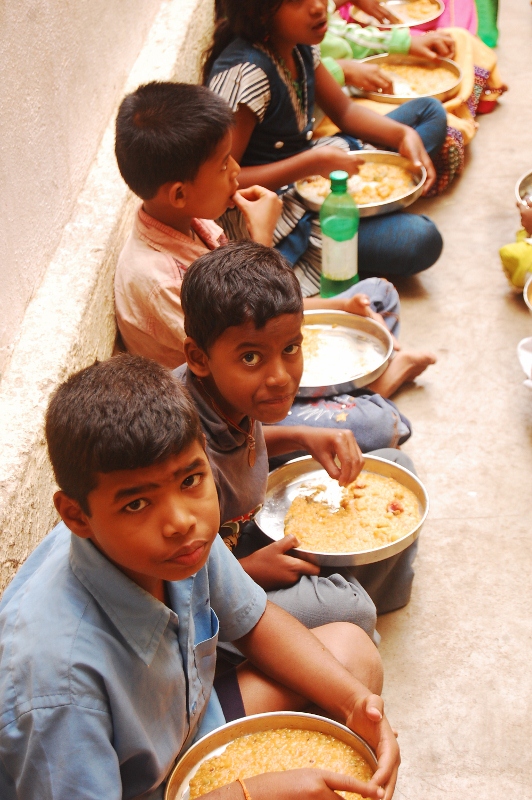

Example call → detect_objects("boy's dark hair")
115 81 234 199
203 0 283 83
45 355 202 515
181 240 303 352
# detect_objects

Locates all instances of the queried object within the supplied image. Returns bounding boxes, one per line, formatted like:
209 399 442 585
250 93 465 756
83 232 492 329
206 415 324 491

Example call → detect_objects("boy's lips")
258 393 294 406
166 541 206 567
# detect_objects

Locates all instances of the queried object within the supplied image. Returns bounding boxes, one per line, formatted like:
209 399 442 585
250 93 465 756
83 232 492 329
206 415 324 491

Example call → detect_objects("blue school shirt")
0 523 267 800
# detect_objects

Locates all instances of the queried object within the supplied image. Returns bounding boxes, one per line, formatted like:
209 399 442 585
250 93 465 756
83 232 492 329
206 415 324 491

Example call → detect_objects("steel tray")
295 150 426 218
359 54 461 104
165 712 377 800
349 0 444 27
254 455 429 567
298 310 393 397
524 274 532 314
515 169 532 206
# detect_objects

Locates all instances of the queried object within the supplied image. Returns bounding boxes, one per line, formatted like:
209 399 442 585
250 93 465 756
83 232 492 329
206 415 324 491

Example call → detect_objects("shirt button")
274 141 284 149
306 130 313 141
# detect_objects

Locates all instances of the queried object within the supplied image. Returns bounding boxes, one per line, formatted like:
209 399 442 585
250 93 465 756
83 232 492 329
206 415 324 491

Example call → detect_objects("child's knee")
408 215 443 272
315 622 383 694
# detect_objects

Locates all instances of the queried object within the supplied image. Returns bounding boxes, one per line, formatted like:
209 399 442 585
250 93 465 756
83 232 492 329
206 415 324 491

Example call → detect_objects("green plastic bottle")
319 170 360 298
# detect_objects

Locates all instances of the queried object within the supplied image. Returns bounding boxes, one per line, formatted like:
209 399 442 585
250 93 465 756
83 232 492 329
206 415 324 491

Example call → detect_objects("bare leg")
237 621 383 717
367 350 436 398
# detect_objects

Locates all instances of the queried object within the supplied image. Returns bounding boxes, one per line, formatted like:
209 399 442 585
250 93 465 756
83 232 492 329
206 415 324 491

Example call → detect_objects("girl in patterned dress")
204 0 448 294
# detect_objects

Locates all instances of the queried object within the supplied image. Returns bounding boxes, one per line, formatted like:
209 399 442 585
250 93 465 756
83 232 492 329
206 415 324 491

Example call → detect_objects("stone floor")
377 3 532 798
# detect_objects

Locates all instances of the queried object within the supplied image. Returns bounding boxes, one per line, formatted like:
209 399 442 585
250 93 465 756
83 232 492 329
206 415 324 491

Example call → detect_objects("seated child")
0 355 399 800
178 241 422 633
311 1 457 94
114 80 435 452
205 0 447 289
500 198 532 290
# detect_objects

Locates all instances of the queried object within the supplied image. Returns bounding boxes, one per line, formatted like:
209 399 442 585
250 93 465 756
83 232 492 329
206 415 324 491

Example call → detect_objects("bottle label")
321 233 358 281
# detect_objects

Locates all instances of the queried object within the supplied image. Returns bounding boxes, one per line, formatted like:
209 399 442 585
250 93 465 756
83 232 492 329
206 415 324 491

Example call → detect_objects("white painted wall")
0 0 162 376
0 0 215 591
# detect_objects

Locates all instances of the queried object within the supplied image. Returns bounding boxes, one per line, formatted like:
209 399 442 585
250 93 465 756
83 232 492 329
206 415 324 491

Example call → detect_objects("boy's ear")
53 491 94 540
168 181 187 209
183 336 211 377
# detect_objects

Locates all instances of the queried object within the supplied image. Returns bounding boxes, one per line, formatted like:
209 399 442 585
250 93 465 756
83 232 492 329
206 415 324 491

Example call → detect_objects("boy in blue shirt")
0 355 399 800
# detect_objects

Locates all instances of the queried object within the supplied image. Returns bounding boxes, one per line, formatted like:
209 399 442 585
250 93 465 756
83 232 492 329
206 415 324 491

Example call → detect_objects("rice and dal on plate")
188 728 373 800
284 471 421 554
297 161 415 208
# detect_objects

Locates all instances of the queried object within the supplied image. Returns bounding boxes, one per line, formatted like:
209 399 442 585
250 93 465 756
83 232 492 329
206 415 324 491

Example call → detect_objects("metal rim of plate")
515 169 532 205
254 454 429 567
349 0 444 28
164 711 377 800
294 150 426 218
298 309 393 397
360 54 462 104
524 275 532 313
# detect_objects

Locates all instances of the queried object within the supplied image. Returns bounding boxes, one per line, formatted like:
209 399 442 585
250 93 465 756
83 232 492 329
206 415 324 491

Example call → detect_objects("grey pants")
348 448 419 615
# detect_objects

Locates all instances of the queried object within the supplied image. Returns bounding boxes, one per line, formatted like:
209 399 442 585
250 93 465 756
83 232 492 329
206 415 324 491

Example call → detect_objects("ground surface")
378 3 532 797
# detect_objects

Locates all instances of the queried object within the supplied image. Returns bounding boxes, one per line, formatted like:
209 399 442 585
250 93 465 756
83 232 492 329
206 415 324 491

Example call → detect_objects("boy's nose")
161 499 196 537
229 155 240 177
265 360 291 387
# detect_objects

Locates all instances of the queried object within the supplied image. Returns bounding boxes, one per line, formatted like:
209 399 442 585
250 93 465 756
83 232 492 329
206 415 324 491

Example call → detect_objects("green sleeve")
320 30 353 60
321 55 346 86
388 27 411 54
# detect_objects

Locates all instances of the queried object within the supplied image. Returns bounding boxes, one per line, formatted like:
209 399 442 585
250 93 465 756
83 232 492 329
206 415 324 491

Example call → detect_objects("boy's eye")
182 473 202 489
284 344 300 355
123 498 149 513
242 352 261 366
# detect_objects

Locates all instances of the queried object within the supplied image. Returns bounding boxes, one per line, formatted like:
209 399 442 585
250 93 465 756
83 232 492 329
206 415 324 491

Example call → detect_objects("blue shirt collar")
69 533 174 667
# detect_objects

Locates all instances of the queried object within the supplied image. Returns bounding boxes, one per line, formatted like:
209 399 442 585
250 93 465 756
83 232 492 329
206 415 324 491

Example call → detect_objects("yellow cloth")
499 230 532 290
315 28 504 145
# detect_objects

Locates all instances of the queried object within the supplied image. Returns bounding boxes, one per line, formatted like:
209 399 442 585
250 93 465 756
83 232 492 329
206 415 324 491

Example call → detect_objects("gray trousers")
348 448 419 616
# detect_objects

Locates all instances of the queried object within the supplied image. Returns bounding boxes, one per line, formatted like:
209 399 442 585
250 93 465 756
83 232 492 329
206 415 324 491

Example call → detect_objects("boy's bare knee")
311 622 383 695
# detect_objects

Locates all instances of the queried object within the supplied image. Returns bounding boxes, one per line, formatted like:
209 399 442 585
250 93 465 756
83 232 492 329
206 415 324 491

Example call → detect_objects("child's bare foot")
367 350 436 398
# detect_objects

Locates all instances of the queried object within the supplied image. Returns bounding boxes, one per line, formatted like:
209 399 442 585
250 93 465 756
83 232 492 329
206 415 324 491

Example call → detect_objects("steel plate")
165 712 377 800
360 54 461 104
515 169 532 206
254 455 429 567
298 310 393 397
295 150 426 218
524 274 532 313
349 0 444 27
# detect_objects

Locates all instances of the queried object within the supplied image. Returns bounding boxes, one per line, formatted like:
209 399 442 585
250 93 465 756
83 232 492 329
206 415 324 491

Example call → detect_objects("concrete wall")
0 0 215 592
0 0 163 376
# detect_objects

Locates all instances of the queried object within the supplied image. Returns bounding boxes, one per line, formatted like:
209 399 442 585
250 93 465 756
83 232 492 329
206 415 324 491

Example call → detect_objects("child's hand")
408 31 455 60
315 147 363 180
352 0 401 24
344 698 400 800
296 428 364 487
329 295 401 350
397 128 436 193
340 62 394 94
241 768 386 800
239 537 320 590
518 199 532 236
232 186 283 246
